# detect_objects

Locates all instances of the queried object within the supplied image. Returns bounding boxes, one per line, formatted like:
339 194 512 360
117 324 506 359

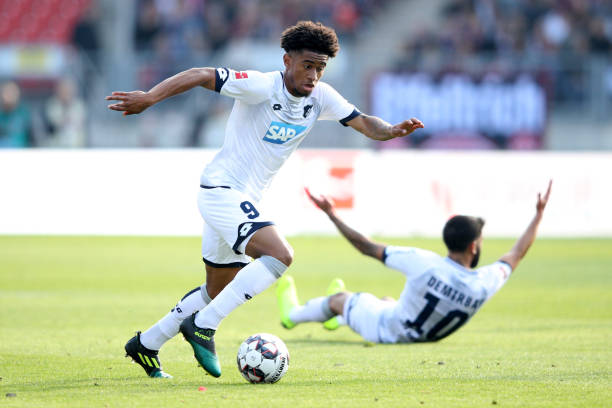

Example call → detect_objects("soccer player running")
106 21 424 378
277 181 552 344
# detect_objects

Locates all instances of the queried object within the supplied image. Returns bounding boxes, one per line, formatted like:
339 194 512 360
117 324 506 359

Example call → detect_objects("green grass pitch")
1 236 611 407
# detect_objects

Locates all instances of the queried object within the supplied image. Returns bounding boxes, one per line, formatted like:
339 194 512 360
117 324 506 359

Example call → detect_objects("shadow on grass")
10 375 383 392
285 338 370 346
284 337 435 347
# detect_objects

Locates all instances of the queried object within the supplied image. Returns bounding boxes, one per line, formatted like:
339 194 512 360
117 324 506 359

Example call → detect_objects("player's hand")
305 187 335 215
390 117 424 138
105 91 153 116
536 179 552 214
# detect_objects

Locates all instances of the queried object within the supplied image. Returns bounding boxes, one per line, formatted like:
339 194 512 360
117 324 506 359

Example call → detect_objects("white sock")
336 315 346 325
289 296 335 324
140 284 212 350
194 256 287 330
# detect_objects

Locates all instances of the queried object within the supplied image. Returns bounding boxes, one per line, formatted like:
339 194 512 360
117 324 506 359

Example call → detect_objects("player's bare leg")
205 265 242 298
243 226 294 266
329 292 351 315
180 226 292 377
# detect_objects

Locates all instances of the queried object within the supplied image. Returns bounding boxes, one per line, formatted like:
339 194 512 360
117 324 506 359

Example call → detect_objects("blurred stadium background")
1 0 611 149
0 0 611 237
2 5 611 406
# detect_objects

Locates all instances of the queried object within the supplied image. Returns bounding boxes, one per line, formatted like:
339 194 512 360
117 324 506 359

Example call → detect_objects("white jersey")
200 67 359 201
378 246 512 343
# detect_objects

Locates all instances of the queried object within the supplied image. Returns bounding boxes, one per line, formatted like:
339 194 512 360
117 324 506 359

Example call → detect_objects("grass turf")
0 236 610 407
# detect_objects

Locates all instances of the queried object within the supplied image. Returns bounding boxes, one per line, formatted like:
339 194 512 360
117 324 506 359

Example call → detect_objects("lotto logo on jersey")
263 122 307 144
217 68 228 81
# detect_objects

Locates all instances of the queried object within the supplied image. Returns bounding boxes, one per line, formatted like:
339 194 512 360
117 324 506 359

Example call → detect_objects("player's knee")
276 246 294 267
259 254 290 279
262 244 294 267
245 226 294 266
328 292 350 315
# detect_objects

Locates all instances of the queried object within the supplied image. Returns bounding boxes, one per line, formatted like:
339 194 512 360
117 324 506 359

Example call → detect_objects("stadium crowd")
134 0 389 55
398 0 612 70
1 0 611 148
133 0 390 89
396 0 612 106
400 0 611 60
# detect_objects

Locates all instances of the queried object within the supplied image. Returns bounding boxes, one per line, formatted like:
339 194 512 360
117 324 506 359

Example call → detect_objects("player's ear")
283 53 291 70
469 240 478 255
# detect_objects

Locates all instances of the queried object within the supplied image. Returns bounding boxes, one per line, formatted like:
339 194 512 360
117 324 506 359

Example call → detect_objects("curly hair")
280 21 339 57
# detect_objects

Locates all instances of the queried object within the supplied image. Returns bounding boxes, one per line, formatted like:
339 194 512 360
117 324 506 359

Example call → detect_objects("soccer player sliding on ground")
106 21 424 378
277 181 552 344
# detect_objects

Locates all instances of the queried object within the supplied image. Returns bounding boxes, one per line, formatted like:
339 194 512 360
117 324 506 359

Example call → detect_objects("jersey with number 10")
378 246 512 343
200 67 359 201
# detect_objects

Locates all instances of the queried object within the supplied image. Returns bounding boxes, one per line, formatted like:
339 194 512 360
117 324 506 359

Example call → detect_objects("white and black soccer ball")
236 333 289 384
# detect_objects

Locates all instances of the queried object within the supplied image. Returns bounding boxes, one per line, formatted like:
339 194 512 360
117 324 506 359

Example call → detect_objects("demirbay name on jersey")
379 246 512 343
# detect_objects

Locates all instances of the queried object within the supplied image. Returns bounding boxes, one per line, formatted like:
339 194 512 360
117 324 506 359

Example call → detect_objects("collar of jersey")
280 71 306 104
444 257 476 273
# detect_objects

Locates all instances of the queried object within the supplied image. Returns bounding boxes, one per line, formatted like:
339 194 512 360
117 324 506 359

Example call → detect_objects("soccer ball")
236 333 289 384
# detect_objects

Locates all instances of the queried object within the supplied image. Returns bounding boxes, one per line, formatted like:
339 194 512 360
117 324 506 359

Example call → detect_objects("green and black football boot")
179 314 221 377
124 332 172 378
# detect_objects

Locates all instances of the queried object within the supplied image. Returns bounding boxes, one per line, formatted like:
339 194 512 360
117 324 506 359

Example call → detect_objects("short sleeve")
477 261 512 298
316 82 360 125
215 67 274 104
383 246 440 278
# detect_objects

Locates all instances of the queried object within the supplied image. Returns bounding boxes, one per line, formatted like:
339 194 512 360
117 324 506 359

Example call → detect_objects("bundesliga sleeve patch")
235 71 248 79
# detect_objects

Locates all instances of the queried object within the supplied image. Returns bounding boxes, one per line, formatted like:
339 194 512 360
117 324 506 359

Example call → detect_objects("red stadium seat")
0 0 91 44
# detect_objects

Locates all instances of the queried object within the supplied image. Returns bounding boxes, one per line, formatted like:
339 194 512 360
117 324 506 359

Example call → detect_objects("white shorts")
197 185 274 268
343 293 397 343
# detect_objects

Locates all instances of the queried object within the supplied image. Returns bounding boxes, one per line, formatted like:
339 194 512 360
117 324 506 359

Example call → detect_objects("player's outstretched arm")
345 114 424 141
499 180 552 271
105 67 216 116
305 188 386 261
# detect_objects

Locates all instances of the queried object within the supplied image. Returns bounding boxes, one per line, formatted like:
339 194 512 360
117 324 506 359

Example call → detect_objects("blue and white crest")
263 122 307 144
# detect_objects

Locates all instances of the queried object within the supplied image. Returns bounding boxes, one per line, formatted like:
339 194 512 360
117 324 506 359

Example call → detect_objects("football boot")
124 332 172 378
323 278 345 330
179 314 221 377
276 275 299 329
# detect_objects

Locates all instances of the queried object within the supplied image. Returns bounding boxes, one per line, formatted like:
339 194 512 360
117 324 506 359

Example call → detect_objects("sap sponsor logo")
263 121 306 144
